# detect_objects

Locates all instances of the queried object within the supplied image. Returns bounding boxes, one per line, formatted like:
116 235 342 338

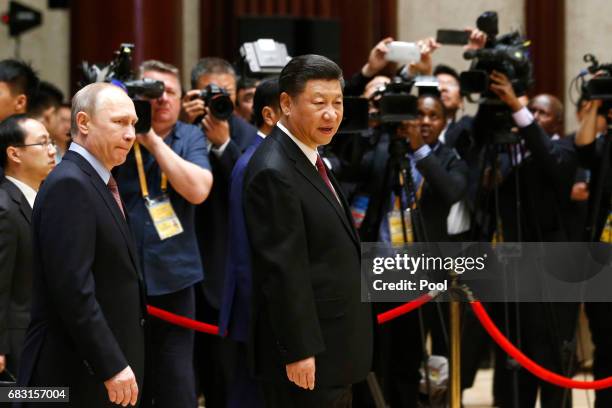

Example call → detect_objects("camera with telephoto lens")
79 43 165 133
194 84 234 121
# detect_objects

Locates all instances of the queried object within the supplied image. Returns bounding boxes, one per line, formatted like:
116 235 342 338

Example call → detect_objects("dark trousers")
142 286 196 408
262 381 352 408
492 302 578 408
585 302 612 408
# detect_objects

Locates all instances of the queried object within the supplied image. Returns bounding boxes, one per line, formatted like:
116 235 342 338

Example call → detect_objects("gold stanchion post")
450 275 461 408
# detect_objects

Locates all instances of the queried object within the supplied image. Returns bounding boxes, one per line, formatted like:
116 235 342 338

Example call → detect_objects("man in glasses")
0 114 56 378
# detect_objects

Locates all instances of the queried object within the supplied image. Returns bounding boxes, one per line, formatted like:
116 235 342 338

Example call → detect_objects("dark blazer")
358 137 469 243
219 135 263 342
18 150 147 407
243 126 373 387
0 178 33 375
497 122 577 241
196 114 257 310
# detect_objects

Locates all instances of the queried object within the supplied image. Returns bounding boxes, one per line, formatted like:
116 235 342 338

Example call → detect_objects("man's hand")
464 27 487 50
361 37 393 78
0 355 5 373
571 182 590 202
489 71 523 112
135 128 164 157
202 112 230 147
104 366 138 407
409 37 440 76
576 99 602 146
398 119 424 150
286 356 315 390
181 90 206 124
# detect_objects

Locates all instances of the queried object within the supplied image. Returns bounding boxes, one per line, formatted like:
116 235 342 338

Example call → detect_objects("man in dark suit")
243 55 373 407
218 78 280 408
18 83 146 407
0 115 56 377
182 57 258 407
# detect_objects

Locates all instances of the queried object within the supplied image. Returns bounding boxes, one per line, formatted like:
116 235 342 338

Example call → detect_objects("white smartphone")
385 41 421 64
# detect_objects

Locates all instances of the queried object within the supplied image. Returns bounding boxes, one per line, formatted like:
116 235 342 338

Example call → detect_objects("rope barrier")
471 300 612 390
146 305 221 336
376 292 436 324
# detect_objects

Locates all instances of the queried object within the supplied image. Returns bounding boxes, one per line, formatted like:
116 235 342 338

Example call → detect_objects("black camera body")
79 43 165 133
459 12 533 102
196 84 234 121
579 54 612 114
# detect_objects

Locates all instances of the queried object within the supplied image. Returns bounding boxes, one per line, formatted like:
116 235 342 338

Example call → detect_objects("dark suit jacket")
243 126 373 387
497 122 577 241
358 137 469 243
18 150 147 407
196 114 257 310
0 178 33 375
219 135 263 342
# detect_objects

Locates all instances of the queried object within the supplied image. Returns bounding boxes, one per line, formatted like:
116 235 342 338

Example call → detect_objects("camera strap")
133 142 183 241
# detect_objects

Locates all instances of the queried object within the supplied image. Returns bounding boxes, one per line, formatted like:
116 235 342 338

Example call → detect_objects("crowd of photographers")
0 19 611 408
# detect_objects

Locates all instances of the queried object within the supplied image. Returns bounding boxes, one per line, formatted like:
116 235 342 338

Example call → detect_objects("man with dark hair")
235 77 259 123
0 115 55 377
0 59 39 122
28 81 64 128
184 56 257 407
50 102 71 162
115 59 213 407
243 55 372 407
219 78 280 408
528 94 564 139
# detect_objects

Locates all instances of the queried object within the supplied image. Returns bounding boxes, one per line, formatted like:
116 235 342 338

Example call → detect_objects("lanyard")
133 142 168 199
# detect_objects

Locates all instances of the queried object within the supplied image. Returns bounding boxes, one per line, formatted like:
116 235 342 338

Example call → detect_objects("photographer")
574 97 612 408
352 94 468 407
487 71 578 408
234 76 258 122
184 57 257 408
114 59 213 407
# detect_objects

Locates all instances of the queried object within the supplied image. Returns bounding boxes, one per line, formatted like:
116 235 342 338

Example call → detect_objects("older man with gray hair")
18 82 146 407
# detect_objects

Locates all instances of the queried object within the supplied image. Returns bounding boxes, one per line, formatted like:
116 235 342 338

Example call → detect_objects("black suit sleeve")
244 168 325 364
213 140 243 182
344 71 372 96
36 177 127 381
520 122 577 195
417 149 469 206
0 196 16 354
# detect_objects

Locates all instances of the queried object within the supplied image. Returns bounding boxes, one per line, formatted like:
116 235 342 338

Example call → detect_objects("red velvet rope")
471 300 612 390
376 292 434 324
146 305 220 336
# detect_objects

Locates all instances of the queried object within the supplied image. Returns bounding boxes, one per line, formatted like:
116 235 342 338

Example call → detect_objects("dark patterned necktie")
315 155 339 201
107 175 125 219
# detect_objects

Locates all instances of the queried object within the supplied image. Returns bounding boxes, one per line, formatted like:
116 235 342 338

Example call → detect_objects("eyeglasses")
14 140 56 150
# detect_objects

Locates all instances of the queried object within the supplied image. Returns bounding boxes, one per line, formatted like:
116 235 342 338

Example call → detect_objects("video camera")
576 54 612 114
79 43 164 133
459 11 533 102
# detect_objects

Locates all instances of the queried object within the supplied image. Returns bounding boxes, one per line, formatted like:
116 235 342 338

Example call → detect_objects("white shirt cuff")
414 144 432 161
211 138 231 157
512 107 534 128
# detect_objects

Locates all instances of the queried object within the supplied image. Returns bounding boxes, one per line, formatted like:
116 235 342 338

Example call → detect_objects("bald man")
528 94 564 138
18 83 146 407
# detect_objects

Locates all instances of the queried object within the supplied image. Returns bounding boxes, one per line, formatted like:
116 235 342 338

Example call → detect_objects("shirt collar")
277 122 318 167
256 130 267 139
69 142 111 184
5 176 37 208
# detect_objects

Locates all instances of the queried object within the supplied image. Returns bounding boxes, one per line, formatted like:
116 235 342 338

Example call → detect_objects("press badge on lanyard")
134 142 184 240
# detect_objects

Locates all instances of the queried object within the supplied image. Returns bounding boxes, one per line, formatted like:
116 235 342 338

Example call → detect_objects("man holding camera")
486 71 578 408
114 60 213 407
182 57 257 406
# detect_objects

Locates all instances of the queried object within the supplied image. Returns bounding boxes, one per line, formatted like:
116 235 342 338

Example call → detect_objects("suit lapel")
1 179 32 224
64 152 140 273
273 128 360 247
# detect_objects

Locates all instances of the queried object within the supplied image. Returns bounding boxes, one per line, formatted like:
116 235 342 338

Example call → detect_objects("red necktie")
107 175 126 219
315 155 339 201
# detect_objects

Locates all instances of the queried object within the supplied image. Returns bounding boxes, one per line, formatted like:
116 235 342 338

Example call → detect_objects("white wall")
0 0 70 99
